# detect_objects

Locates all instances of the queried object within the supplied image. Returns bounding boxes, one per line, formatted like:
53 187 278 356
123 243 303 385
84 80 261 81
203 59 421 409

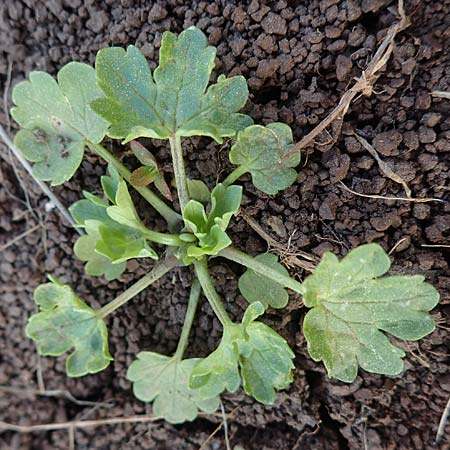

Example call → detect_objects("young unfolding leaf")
11 62 108 185
26 278 112 376
190 302 295 404
106 180 148 232
182 184 242 262
127 353 220 424
239 253 290 309
92 26 252 143
187 179 210 204
69 180 158 279
302 244 440 382
101 164 121 203
229 123 300 195
129 141 172 200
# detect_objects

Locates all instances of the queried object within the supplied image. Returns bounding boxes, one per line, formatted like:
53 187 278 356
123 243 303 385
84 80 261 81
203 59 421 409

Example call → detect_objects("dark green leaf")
92 27 252 142
239 253 289 309
302 244 440 382
127 352 219 424
229 123 300 195
26 278 112 376
11 62 108 185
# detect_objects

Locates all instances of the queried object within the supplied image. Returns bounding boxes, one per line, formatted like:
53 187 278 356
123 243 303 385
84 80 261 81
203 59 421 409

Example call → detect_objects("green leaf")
239 253 289 309
101 165 121 203
190 302 295 404
69 178 158 279
106 179 147 232
127 352 220 424
187 179 210 204
11 62 108 185
229 123 300 195
236 303 295 404
182 184 242 261
92 26 253 143
26 278 112 377
189 325 242 398
302 243 440 382
96 222 158 264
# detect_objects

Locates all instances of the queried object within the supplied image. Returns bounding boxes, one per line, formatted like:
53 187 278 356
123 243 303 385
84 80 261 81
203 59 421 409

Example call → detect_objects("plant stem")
87 142 181 228
222 165 248 187
219 246 305 295
168 136 189 212
194 258 232 327
142 230 184 246
173 278 201 361
96 256 179 319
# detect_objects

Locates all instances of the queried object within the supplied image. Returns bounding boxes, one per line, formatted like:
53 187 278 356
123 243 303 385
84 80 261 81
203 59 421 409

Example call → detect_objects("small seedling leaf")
229 123 300 195
182 184 242 261
92 27 252 142
239 253 289 309
26 279 112 377
130 166 159 188
187 179 210 204
302 243 440 382
190 302 294 403
127 352 220 424
11 62 108 185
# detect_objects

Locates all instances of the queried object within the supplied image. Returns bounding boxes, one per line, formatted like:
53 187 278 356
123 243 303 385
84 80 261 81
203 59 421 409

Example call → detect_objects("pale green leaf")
239 253 289 309
127 352 220 424
11 62 108 185
190 302 295 404
92 26 252 143
302 243 440 382
182 184 242 261
26 278 112 376
101 165 121 203
107 180 147 232
229 123 300 195
187 179 210 204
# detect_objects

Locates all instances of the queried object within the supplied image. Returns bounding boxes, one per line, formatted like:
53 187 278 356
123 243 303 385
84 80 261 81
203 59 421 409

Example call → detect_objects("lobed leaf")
239 253 289 309
26 278 112 376
229 123 300 195
190 302 295 404
92 26 252 143
302 244 440 382
182 184 242 262
11 62 108 185
69 175 158 280
127 352 220 424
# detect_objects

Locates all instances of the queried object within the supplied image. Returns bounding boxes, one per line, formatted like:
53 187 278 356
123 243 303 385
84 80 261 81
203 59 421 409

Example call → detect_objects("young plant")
12 27 440 424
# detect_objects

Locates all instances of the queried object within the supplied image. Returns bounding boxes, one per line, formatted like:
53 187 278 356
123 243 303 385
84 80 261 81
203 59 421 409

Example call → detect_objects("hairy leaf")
127 353 219 424
93 26 252 143
239 253 289 309
229 123 300 195
11 62 108 185
182 184 242 261
302 244 440 382
26 278 112 376
190 302 295 403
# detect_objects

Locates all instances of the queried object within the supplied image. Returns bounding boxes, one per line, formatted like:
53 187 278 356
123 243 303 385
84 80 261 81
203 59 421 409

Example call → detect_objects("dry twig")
283 0 410 161
431 91 450 100
338 182 443 203
435 395 450 445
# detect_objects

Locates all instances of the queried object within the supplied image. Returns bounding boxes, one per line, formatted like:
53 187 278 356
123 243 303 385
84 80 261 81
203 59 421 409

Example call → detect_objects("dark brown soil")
1 1 449 449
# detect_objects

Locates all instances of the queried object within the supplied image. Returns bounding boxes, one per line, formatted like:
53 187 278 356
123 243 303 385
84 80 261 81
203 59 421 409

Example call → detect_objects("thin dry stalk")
283 0 410 161
240 210 318 272
353 132 412 198
0 224 41 252
339 182 443 203
431 91 450 100
435 395 450 445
